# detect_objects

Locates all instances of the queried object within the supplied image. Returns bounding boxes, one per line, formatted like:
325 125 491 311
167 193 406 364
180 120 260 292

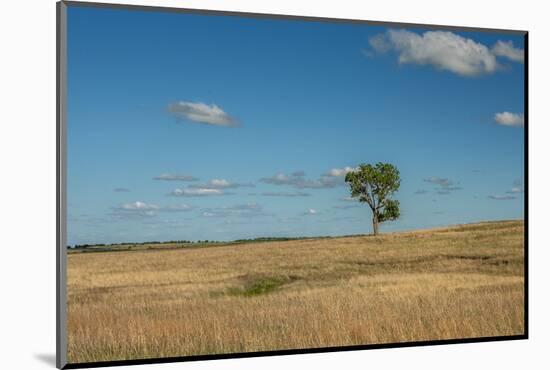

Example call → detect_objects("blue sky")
66 6 525 245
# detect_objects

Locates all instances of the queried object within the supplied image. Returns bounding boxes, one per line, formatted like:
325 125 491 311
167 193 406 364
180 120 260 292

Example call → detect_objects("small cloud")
190 178 255 189
261 191 311 197
492 40 524 63
506 186 524 194
114 188 131 192
259 167 353 189
110 201 196 219
201 203 269 218
167 101 238 127
259 172 300 186
368 29 500 77
424 177 462 194
339 196 357 202
301 209 319 216
153 174 199 181
120 201 159 211
494 112 524 127
324 166 357 177
414 189 428 195
110 201 160 219
488 195 516 200
169 188 230 197
424 177 452 186
505 179 524 194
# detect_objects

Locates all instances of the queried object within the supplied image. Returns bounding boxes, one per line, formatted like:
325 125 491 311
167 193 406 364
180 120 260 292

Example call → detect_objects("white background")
1 0 548 369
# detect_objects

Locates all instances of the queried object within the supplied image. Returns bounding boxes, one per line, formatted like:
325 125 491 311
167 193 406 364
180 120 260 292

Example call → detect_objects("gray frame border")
57 1 68 368
56 1 528 369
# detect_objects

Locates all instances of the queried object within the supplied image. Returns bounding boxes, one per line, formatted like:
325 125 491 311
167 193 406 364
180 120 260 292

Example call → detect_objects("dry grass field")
66 220 525 363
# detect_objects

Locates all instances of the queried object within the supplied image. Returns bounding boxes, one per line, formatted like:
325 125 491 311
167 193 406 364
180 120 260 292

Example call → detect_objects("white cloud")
210 178 231 187
494 112 524 127
120 201 159 211
324 166 357 177
111 202 195 219
169 188 227 197
111 201 160 219
167 101 238 127
190 178 255 189
369 30 499 76
492 40 524 63
302 209 318 216
153 174 198 181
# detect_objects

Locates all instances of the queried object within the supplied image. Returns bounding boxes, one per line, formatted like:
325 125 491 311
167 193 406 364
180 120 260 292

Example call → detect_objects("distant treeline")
232 237 303 244
69 240 209 249
67 236 311 249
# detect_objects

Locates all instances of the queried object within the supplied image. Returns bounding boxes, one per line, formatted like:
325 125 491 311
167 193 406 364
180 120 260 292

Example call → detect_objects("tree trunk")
372 212 379 235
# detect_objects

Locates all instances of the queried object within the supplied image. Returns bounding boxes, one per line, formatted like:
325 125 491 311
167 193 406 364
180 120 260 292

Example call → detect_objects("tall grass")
67 220 524 363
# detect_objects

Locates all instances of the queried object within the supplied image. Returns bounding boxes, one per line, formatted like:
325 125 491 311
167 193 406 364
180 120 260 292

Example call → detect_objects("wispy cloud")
301 208 319 216
368 30 523 77
119 201 159 211
110 201 160 219
259 172 302 186
189 178 254 189
414 189 428 195
110 201 195 219
201 203 270 218
423 177 462 193
259 166 354 189
492 40 524 63
168 188 231 197
488 195 516 200
114 187 131 192
506 179 524 194
153 174 199 181
494 112 524 127
167 101 238 127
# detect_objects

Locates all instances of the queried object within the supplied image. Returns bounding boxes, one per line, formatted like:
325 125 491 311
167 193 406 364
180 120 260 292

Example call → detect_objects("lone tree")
345 162 401 235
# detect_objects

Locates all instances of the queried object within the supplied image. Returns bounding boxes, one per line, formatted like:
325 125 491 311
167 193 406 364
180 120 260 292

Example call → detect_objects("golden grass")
67 220 525 363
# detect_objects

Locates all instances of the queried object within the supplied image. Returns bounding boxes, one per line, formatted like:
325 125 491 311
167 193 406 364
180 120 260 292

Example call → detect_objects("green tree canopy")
345 162 401 235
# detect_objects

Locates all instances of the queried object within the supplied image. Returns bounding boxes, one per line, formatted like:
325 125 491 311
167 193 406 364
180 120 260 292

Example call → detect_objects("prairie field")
67 220 525 363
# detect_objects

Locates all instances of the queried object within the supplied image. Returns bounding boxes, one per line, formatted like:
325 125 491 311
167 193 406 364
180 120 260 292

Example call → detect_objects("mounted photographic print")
56 1 527 368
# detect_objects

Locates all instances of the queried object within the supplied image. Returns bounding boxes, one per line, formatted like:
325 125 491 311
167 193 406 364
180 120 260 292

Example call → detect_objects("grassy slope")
67 220 525 363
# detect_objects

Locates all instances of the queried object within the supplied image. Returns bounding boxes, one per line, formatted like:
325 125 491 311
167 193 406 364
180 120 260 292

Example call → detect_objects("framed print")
57 1 527 368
